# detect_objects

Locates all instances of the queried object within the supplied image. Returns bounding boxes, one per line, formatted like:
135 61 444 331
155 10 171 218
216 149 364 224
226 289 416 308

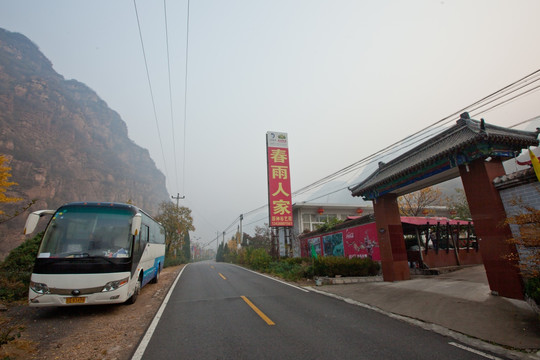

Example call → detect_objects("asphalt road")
136 261 507 360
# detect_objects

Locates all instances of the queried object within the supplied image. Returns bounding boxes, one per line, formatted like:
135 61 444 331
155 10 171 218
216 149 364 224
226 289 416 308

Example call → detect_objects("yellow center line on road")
219 273 227 280
241 296 276 326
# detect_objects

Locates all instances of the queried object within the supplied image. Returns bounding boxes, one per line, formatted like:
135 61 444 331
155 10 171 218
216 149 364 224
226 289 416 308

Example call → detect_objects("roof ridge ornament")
457 112 470 126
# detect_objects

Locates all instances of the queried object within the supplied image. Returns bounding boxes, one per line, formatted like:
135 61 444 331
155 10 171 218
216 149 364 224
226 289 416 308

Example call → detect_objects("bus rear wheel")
151 264 160 284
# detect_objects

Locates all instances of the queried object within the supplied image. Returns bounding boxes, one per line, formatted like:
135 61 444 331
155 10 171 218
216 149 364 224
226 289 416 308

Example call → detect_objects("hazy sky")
2 0 540 247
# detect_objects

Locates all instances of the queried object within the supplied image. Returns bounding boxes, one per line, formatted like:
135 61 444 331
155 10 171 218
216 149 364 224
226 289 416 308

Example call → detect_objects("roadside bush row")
164 255 188 268
0 232 42 302
312 256 380 277
223 247 380 281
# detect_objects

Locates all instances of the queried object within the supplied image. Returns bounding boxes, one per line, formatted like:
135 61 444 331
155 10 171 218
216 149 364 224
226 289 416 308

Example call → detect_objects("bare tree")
398 187 443 216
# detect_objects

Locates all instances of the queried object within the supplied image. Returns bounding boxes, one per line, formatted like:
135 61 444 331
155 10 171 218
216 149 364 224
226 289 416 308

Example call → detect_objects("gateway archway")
350 113 539 299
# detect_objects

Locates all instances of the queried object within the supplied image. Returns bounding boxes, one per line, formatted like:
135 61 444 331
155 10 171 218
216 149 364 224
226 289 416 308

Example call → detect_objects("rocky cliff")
0 28 170 259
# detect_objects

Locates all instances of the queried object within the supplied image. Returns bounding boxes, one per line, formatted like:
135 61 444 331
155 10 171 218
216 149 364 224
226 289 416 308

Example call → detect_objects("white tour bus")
23 202 165 306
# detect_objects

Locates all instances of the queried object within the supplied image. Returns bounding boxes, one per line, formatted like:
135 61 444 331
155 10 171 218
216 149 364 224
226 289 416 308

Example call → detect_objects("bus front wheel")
126 275 141 305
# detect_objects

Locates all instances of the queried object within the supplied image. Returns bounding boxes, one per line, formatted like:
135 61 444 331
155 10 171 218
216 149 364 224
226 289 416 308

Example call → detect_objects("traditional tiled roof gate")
349 113 539 299
350 114 539 199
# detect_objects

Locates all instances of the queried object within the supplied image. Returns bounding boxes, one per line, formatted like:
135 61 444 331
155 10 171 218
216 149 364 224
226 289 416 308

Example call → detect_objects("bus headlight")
102 277 129 292
30 281 50 294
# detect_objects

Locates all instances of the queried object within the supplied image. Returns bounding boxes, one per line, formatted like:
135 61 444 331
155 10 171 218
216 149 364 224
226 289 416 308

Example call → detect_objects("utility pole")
171 193 185 208
239 214 243 247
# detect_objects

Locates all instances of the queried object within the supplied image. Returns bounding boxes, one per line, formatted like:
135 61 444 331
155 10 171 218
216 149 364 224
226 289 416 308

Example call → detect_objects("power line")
228 68 540 235
295 68 540 196
223 215 241 234
472 84 540 118
508 115 540 129
163 0 180 192
243 215 269 228
182 0 191 197
133 0 169 183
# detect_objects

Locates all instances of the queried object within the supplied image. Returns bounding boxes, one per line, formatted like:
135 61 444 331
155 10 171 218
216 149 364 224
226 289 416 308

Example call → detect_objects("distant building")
292 202 373 234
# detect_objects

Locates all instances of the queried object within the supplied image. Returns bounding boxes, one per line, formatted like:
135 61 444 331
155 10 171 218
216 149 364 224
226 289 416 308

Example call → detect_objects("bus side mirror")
24 213 40 235
23 210 55 235
131 214 142 236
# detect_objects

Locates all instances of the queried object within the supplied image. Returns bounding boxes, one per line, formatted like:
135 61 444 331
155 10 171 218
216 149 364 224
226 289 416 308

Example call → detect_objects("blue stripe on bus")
141 256 165 287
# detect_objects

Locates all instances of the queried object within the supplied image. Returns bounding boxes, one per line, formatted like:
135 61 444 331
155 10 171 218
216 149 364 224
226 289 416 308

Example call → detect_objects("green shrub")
224 251 239 264
236 248 249 266
525 277 540 305
249 248 272 271
0 232 43 302
280 257 305 266
164 254 186 268
312 256 380 277
267 261 306 281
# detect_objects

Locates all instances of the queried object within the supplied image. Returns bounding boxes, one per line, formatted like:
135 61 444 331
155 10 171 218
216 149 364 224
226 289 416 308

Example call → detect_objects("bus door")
131 224 149 276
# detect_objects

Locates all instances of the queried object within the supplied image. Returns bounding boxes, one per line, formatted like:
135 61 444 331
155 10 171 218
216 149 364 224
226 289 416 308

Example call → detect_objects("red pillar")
374 194 410 282
459 158 524 299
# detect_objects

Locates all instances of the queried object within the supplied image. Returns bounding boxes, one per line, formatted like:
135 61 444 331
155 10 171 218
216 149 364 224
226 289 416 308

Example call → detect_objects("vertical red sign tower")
266 131 293 227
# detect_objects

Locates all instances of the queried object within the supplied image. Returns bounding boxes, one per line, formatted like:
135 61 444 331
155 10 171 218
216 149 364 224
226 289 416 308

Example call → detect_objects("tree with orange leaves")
504 198 540 279
0 155 23 217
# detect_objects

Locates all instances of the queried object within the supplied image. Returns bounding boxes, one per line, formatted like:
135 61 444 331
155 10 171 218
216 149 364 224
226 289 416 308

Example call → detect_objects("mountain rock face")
0 28 170 259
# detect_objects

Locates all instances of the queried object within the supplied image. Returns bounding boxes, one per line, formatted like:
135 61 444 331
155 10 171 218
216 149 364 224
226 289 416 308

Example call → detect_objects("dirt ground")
0 265 184 360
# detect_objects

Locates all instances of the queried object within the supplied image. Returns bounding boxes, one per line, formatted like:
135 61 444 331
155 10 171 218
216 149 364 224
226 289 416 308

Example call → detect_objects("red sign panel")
267 132 293 227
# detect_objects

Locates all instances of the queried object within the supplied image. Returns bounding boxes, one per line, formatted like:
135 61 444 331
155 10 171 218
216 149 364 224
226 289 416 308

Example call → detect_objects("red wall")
407 249 483 268
300 220 483 270
300 222 381 261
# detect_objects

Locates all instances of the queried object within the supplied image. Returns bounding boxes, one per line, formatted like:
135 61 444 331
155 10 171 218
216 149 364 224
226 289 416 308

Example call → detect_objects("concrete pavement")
308 265 540 358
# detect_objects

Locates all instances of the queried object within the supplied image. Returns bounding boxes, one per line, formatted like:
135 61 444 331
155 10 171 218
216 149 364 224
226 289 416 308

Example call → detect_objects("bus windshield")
38 206 134 259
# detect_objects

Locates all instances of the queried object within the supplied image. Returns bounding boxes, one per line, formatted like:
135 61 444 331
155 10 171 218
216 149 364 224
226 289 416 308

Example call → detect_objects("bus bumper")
28 272 133 307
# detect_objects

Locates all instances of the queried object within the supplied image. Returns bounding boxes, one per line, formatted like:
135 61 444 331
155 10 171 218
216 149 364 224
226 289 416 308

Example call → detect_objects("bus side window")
134 225 148 254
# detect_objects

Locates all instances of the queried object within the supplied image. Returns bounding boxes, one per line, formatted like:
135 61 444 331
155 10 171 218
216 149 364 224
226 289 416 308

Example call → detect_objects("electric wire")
471 84 540 118
294 68 540 196
163 0 180 193
223 215 241 234
226 68 540 234
470 73 540 116
129 5 539 243
508 115 540 129
182 0 191 197
243 215 270 228
244 204 268 217
238 110 540 232
133 0 170 183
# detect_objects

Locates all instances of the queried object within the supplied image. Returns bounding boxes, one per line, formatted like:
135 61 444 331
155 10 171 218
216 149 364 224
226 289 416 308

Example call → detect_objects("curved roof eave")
350 116 539 200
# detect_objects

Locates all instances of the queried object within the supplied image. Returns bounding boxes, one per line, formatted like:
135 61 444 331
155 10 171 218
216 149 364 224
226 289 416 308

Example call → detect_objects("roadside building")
289 203 373 257
297 214 481 271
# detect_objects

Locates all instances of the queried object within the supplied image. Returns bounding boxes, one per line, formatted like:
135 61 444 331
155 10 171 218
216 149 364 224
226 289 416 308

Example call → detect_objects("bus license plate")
66 297 86 304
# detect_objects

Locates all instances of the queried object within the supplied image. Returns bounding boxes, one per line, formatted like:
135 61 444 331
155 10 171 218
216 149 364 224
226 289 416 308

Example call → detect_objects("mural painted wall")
301 222 380 261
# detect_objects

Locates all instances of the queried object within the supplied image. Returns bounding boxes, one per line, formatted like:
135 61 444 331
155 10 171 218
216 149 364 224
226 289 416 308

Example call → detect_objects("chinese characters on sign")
266 132 293 227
